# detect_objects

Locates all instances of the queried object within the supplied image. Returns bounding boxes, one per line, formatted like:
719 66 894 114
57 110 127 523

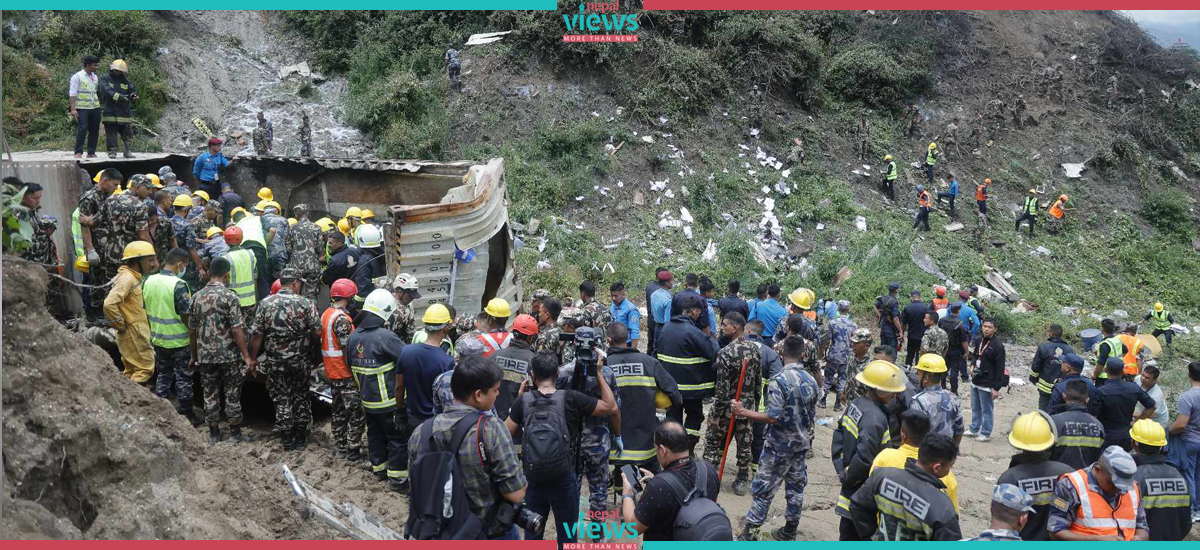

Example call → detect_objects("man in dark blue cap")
1048 353 1094 413
966 484 1034 540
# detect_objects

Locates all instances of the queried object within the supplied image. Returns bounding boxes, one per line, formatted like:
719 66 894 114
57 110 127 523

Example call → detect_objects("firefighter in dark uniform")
489 314 539 421
848 433 963 541
346 289 408 493
321 231 364 317
1051 379 1106 470
606 322 682 473
1129 419 1193 540
832 360 906 540
1030 323 1075 413
656 295 719 449
997 411 1074 540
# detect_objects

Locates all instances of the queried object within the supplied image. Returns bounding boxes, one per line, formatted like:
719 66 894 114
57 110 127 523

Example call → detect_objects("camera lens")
517 507 547 537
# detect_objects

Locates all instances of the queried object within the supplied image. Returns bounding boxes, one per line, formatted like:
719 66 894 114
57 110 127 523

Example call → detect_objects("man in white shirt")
69 55 102 159
1135 363 1170 431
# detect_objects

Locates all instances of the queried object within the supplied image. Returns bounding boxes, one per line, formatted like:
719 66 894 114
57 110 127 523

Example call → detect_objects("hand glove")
615 437 624 454
86 249 100 264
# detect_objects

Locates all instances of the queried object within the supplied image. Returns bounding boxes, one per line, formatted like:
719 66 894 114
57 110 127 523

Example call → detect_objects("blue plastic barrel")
1080 329 1102 352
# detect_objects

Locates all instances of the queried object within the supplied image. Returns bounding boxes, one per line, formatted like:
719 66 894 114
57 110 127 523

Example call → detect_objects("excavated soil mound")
2 259 335 539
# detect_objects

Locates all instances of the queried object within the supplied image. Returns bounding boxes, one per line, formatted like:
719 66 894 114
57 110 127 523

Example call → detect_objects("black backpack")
520 390 573 482
660 461 733 541
405 414 486 540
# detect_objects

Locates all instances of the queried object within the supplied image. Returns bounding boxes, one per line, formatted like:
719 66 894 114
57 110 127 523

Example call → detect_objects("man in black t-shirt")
621 421 724 541
901 291 930 367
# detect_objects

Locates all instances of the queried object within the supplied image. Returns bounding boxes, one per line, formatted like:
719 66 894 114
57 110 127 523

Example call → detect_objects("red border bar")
644 2 1200 9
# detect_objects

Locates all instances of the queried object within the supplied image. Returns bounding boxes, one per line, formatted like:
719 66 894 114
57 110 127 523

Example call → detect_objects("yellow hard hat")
884 154 893 161
315 217 334 232
423 304 452 325
257 187 273 201
916 353 948 374
855 360 907 393
206 226 223 239
230 207 248 218
121 240 156 261
484 298 512 319
346 206 363 219
288 217 297 226
254 199 271 212
1129 418 1168 447
1154 302 1164 312
1009 411 1056 452
337 218 350 235
263 200 281 212
929 142 937 149
172 194 194 208
93 170 105 183
113 186 125 195
75 255 89 273
362 208 376 220
1029 189 1038 194
147 174 162 188
192 190 210 202
655 391 673 409
788 287 813 310
110 59 129 72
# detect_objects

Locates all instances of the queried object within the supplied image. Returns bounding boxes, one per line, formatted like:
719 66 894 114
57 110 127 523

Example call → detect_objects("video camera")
559 326 602 389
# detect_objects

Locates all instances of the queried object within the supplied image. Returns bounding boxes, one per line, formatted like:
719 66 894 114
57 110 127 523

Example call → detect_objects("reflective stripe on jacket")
1064 469 1140 540
144 273 189 348
227 248 258 306
320 307 353 380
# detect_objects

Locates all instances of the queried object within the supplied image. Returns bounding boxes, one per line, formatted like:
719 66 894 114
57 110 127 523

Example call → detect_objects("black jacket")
1030 337 1074 395
832 396 890 509
901 301 930 342
98 71 136 122
670 288 711 331
491 339 536 421
1132 453 1193 541
1050 404 1105 470
345 314 406 415
606 347 681 464
717 294 750 320
849 460 962 541
997 455 1074 540
970 336 1007 390
938 315 969 359
655 314 719 400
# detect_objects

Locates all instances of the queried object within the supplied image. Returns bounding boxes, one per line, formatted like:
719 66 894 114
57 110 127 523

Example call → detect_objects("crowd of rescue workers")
5 154 1200 542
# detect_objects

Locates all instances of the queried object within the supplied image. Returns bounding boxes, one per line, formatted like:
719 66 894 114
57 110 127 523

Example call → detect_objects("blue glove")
615 437 624 454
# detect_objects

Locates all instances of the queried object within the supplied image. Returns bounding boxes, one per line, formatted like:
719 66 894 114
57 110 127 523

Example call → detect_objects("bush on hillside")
348 68 446 157
39 10 165 60
824 43 926 109
709 14 824 106
490 9 641 71
1141 188 1196 242
621 39 727 118
281 11 377 74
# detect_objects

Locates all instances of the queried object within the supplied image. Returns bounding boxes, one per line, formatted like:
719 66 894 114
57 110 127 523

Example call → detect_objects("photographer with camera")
658 295 720 450
620 421 731 541
406 356 529 540
506 350 617 545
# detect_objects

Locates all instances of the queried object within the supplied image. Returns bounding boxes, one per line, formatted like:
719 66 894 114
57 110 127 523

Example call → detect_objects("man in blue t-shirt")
749 283 787 339
398 306 455 449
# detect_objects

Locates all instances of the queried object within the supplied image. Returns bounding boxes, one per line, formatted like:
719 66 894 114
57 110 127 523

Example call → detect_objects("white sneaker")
975 434 991 442
963 430 978 438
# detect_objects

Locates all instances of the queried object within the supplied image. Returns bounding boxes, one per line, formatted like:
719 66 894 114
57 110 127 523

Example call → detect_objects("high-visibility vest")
320 307 353 380
143 273 190 349
1024 196 1039 215
918 190 932 208
1049 200 1065 219
932 297 949 312
926 148 937 166
413 329 455 355
976 185 988 201
236 215 267 248
1063 469 1140 540
886 161 898 181
71 208 85 259
1118 334 1142 370
75 71 100 110
1096 336 1124 380
1151 309 1170 331
227 248 257 306
478 331 512 358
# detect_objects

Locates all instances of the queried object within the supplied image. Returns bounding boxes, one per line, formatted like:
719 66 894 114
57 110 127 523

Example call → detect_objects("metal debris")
1061 163 1087 178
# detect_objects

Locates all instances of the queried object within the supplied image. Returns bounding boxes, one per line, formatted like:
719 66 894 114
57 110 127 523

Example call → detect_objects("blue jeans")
1182 438 1200 515
524 473 580 546
969 385 994 437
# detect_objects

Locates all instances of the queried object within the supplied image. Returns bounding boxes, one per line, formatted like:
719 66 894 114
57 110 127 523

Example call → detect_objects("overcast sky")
1122 10 1200 24
1121 10 1200 48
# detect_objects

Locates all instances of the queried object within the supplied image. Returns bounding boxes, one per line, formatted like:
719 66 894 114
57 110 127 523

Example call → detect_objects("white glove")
86 249 100 264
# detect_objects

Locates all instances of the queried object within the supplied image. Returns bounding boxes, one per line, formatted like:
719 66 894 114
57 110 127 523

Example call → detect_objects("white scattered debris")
723 112 729 117
1008 377 1028 386
796 228 803 235
658 116 669 125
1070 54 1078 61
773 161 783 170
537 260 552 270
750 128 760 138
774 179 791 195
615 106 624 115
678 170 685 177
575 196 585 202
641 135 655 143
748 170 757 176
1032 246 1052 257
465 30 512 45
617 181 624 188
761 185 771 194
1112 309 1129 319
816 223 825 231
1061 162 1087 178
1004 271 1013 280
663 248 673 256
658 219 682 229
739 144 750 151
855 216 868 232
664 189 675 199
681 185 689 195
604 143 617 154
764 198 775 211
702 240 718 261
781 169 791 178
650 179 669 192
945 222 965 232
278 61 312 79
538 237 546 252
680 207 694 223
683 226 693 239
816 417 836 427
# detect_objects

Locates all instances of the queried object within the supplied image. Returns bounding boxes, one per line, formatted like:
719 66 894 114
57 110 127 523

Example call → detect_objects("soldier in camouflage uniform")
170 196 203 291
284 205 324 303
298 113 313 157
147 204 177 269
529 288 551 317
920 310 948 357
842 329 876 406
822 301 857 409
188 256 255 443
249 267 321 450
78 170 118 313
432 337 487 415
578 281 609 352
703 313 762 495
555 345 620 534
443 44 462 92
911 354 965 442
533 297 566 362
261 203 289 281
735 334 820 541
385 273 420 343
102 174 153 281
252 118 269 156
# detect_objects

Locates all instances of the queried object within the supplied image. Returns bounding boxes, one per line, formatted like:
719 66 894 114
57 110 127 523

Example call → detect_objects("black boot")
209 425 222 444
281 429 295 451
771 520 800 541
122 139 135 159
228 425 243 443
738 522 762 541
293 428 308 451
345 448 362 462
181 408 202 427
388 478 410 494
733 477 749 497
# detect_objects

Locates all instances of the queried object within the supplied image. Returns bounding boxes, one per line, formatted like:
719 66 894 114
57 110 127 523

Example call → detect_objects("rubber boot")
281 429 295 451
733 476 750 497
209 425 222 444
228 425 244 443
771 520 799 541
817 392 827 409
122 138 135 159
833 393 844 412
345 448 361 462
182 408 201 427
388 478 410 494
293 428 308 451
738 522 762 541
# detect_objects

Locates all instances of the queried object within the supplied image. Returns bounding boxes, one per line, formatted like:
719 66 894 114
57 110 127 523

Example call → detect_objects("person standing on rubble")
923 142 939 185
874 282 903 352
193 138 230 199
104 241 158 386
97 59 137 159
443 42 462 92
881 154 897 201
189 256 255 443
69 55 102 159
299 112 313 157
250 267 322 452
914 185 933 231
146 248 198 424
348 289 410 492
79 169 120 319
103 174 154 278
1016 189 1040 237
703 312 761 496
937 173 959 220
285 205 324 303
658 295 719 450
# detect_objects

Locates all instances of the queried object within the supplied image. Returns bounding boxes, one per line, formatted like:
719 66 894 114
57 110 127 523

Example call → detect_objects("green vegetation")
1141 188 1196 243
2 183 35 255
2 11 169 151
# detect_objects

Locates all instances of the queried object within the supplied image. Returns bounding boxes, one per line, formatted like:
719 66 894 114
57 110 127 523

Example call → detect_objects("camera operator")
407 355 528 539
621 421 723 540
506 350 617 545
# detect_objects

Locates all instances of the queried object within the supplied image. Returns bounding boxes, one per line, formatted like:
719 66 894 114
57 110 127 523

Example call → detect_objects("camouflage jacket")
188 280 244 364
385 302 416 343
150 220 174 266
285 219 324 274
921 324 949 356
711 337 763 418
826 316 858 365
455 328 485 351
250 288 320 364
764 362 820 453
188 215 214 247
844 351 875 402
912 386 965 439
773 330 817 370
579 298 608 329
252 127 268 153
77 187 109 244
102 192 149 259
556 360 619 451
170 214 195 250
534 323 565 363
262 214 289 259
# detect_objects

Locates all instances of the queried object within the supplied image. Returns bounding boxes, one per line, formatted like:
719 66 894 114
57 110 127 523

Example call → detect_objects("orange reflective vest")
320 307 353 380
1118 334 1143 372
803 310 817 321
976 185 988 201
932 297 949 311
1063 469 1141 540
478 331 513 358
1050 200 1065 219
918 190 932 208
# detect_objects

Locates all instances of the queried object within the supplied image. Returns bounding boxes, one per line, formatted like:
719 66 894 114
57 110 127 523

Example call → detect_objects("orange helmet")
983 178 992 184
935 286 946 297
1059 194 1068 202
223 226 243 245
512 314 539 336
330 278 359 299
271 279 282 295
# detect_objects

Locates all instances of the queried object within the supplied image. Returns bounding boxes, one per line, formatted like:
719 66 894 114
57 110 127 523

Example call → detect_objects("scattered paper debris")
538 237 546 252
702 240 717 261
763 198 775 211
537 260 552 270
465 30 512 46
750 128 760 138
649 179 668 192
633 192 644 206
664 189 675 199
575 196 584 202
680 207 694 223
945 222 965 232
1032 246 1052 257
1112 309 1129 319
781 169 791 178
1061 162 1087 178
816 223 825 230
856 216 868 232
641 135 655 143
591 111 600 117
658 116 669 125
683 226 693 239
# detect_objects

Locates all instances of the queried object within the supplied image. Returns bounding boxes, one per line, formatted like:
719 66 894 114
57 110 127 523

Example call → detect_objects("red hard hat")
330 278 358 299
512 314 539 336
223 225 243 245
935 286 946 297
208 137 223 145
959 290 970 300
271 279 281 295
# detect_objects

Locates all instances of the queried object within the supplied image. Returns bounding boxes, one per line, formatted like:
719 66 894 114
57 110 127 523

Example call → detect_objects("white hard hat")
356 224 382 248
393 272 419 291
363 288 396 320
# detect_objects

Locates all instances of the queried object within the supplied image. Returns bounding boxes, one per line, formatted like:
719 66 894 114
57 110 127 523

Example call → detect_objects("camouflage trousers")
576 443 611 515
329 377 365 453
299 272 320 304
823 361 849 393
746 444 809 525
154 345 194 413
90 260 115 314
703 415 754 480
266 361 312 433
201 361 244 427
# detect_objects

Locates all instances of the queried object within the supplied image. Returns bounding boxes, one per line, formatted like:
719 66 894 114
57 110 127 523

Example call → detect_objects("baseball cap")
658 270 674 282
456 337 486 358
851 328 873 343
1100 445 1137 493
992 483 1034 513
888 282 901 290
1062 353 1085 371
